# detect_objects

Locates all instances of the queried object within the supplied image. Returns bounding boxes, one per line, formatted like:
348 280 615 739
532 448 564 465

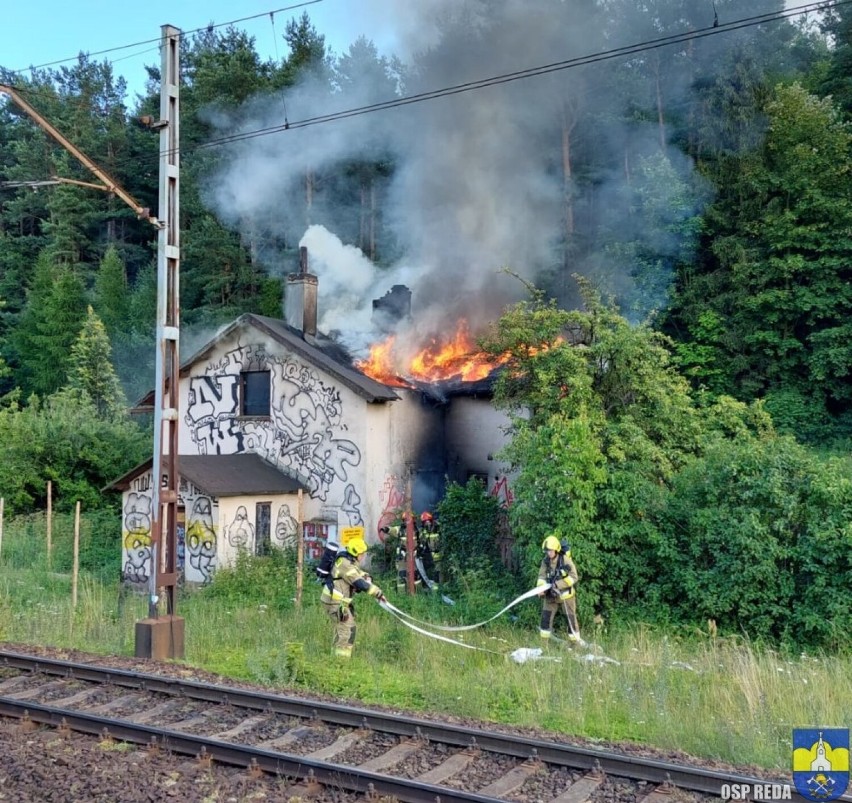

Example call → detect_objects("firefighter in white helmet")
537 535 584 646
320 537 386 658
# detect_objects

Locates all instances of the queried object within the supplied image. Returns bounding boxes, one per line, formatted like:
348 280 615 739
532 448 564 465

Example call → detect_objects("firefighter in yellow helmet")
537 535 584 646
320 536 386 658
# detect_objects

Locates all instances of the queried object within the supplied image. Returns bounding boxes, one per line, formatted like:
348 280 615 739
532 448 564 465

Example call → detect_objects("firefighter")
392 516 423 593
320 537 385 658
419 511 441 585
537 535 584 646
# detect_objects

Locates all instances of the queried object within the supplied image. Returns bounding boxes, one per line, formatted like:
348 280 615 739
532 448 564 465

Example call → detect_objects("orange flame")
357 320 509 385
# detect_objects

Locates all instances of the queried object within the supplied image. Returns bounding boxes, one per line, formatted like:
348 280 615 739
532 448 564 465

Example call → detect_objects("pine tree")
93 245 129 339
67 305 127 419
14 251 86 397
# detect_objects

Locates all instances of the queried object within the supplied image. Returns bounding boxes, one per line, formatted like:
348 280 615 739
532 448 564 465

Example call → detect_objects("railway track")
0 649 838 803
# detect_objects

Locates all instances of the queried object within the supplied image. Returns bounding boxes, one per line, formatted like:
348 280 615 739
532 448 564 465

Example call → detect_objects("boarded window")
240 370 270 416
255 503 271 556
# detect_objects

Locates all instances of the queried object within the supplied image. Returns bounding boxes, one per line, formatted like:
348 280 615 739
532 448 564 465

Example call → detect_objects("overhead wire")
194 0 841 153
1 0 846 186
4 0 325 78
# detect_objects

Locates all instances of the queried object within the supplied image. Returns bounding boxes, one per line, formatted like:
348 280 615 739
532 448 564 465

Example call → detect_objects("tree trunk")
359 181 367 253
305 167 314 227
369 178 376 261
655 57 666 150
561 99 577 276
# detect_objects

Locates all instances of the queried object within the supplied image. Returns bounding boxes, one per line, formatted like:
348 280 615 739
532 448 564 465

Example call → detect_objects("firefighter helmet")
347 537 369 557
542 535 562 552
421 511 434 522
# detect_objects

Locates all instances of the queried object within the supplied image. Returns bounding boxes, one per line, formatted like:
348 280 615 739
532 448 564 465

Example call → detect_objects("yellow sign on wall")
340 526 365 545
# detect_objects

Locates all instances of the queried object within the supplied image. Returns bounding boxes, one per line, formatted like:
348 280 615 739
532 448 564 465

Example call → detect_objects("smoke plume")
205 0 719 354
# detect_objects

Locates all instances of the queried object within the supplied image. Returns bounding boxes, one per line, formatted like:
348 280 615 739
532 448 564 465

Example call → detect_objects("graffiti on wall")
275 504 298 548
226 504 255 548
122 491 152 583
185 495 217 583
121 473 218 584
490 474 515 509
377 474 406 540
184 344 364 521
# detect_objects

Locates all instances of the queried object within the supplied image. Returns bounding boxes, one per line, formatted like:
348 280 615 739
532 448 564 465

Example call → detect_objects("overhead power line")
1 0 845 181
191 0 842 153
6 0 324 77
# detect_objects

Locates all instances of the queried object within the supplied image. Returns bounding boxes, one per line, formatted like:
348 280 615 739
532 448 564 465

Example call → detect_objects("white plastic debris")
510 647 562 664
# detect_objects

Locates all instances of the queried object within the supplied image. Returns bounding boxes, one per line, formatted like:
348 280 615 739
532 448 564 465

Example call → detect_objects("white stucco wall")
178 330 375 536
378 388 446 521
444 396 515 506
217 493 299 566
445 396 511 476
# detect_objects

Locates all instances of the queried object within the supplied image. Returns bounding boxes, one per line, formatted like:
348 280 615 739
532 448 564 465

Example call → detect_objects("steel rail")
0 697 505 803
1 649 844 803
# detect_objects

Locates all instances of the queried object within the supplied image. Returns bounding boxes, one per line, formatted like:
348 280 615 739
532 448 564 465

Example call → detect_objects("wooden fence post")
46 480 53 567
71 501 81 610
295 489 304 607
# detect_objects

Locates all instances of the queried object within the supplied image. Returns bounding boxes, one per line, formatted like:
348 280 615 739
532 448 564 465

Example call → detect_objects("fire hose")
414 556 455 605
376 584 552 655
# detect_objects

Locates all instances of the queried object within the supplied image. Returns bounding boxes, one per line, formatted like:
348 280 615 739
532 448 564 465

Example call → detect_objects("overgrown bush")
437 478 505 582
199 547 297 611
0 388 148 513
652 435 852 649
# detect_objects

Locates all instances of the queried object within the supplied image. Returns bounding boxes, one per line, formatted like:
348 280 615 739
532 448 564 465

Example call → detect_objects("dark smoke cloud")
204 0 709 354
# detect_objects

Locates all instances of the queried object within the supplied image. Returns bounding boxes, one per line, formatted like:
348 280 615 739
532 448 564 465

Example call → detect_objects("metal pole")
0 84 160 227
148 24 181 621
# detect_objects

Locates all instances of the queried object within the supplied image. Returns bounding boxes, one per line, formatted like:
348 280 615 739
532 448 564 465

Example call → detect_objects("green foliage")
1 509 121 583
762 387 833 443
436 477 503 582
198 547 297 612
0 388 147 513
505 412 606 585
13 251 86 397
653 434 852 648
665 83 852 440
93 246 129 340
483 280 707 609
67 306 127 419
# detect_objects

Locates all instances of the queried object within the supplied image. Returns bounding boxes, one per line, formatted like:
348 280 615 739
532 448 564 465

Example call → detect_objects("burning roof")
356 319 508 389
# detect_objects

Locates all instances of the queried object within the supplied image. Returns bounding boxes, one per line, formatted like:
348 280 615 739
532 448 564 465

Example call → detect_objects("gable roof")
105 453 309 497
133 313 398 410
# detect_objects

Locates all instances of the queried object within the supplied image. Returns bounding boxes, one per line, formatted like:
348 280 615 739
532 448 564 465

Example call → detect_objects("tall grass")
0 525 848 771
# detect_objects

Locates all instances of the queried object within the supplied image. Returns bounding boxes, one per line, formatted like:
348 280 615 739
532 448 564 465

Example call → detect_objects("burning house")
109 247 513 585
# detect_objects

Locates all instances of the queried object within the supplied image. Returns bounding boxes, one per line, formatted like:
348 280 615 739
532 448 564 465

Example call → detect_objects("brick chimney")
285 246 318 336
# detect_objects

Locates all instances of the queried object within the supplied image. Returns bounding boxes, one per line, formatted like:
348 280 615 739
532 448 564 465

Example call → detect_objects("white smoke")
203 0 727 347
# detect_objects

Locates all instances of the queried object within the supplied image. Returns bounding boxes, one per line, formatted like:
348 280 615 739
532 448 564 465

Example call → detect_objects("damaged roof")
105 453 309 497
133 313 399 409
